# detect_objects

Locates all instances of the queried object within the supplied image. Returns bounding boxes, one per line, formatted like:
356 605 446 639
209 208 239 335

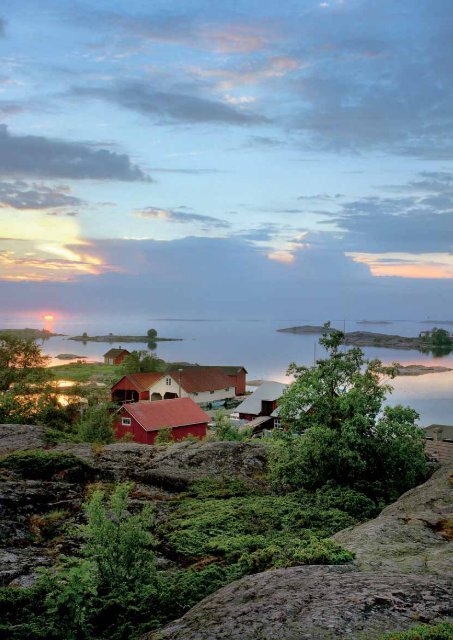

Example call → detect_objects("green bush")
378 623 453 639
0 449 91 480
186 477 251 498
159 493 355 570
77 404 114 444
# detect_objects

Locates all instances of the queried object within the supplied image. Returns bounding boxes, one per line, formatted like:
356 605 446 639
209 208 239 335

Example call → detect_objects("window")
122 417 131 426
274 418 282 429
166 377 172 386
194 392 198 396
225 388 229 391
210 390 215 394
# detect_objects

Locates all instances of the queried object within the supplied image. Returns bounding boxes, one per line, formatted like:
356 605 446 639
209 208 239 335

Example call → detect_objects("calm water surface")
2 313 452 427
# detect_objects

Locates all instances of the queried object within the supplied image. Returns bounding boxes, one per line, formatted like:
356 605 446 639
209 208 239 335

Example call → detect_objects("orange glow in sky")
348 252 453 279
43 314 55 321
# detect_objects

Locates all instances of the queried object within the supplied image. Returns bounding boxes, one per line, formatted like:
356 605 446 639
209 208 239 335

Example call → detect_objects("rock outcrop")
334 466 453 576
0 424 267 586
144 568 451 640
147 467 452 640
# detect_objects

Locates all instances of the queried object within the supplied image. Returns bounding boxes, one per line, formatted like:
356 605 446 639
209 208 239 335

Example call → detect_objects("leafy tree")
272 326 428 501
212 411 250 441
430 327 452 348
77 404 114 443
155 427 173 444
147 328 158 339
119 350 165 375
0 332 50 392
36 483 158 640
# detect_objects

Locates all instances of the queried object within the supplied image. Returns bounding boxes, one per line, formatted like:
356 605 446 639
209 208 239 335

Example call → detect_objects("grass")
49 362 120 383
378 623 453 639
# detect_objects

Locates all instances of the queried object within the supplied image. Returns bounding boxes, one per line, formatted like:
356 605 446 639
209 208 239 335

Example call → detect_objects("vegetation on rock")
272 327 429 501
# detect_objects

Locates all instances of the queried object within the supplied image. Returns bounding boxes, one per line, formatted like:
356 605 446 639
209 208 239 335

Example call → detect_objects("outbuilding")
103 348 131 366
114 397 210 444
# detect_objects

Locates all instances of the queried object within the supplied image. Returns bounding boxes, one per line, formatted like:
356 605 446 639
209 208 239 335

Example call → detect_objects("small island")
357 320 393 325
69 328 182 343
277 325 453 353
394 364 453 376
0 328 65 340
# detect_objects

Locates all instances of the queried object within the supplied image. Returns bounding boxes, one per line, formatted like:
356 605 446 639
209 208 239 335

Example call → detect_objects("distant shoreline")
68 334 182 343
276 325 452 352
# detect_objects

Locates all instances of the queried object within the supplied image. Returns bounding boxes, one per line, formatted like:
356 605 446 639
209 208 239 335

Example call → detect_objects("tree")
430 327 452 348
0 332 50 392
39 483 157 640
77 403 114 443
147 328 158 340
271 326 428 501
212 411 250 441
119 350 165 375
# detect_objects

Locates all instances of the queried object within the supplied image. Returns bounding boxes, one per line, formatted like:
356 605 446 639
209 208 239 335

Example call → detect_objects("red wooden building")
103 348 131 366
111 372 164 403
114 398 210 445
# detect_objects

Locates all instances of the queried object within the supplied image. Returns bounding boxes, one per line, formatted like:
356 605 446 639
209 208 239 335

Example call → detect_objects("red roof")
167 367 234 393
112 373 164 392
121 398 210 432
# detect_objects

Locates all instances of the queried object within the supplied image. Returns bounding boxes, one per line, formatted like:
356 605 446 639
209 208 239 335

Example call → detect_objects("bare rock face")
53 439 268 490
0 424 47 455
333 466 453 576
144 567 452 640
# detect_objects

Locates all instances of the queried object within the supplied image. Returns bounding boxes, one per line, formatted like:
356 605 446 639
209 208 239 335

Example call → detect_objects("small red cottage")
115 397 210 444
103 348 131 366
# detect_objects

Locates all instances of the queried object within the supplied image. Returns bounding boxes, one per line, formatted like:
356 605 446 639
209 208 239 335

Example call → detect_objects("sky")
0 0 452 320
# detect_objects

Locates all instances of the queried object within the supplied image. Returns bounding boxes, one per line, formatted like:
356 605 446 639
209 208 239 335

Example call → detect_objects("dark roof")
104 348 130 358
167 367 234 393
112 372 164 392
121 398 210 432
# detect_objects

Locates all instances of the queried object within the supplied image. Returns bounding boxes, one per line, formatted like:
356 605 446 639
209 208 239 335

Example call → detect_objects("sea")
2 313 453 427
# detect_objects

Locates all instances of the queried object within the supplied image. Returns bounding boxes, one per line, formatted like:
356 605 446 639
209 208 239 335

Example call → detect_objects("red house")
114 398 210 444
103 348 130 366
111 372 164 403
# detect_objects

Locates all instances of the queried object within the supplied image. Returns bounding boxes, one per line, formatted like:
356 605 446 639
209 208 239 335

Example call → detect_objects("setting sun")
43 314 54 321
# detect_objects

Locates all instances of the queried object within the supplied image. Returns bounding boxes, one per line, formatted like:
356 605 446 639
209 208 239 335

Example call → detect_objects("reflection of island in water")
277 326 453 357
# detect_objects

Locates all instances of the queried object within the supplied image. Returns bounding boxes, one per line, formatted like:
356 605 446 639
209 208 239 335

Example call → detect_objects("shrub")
378 623 453 639
0 450 91 480
77 404 114 444
155 428 174 445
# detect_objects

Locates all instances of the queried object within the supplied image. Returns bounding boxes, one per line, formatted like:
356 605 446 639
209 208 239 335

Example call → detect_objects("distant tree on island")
430 327 452 347
147 328 158 339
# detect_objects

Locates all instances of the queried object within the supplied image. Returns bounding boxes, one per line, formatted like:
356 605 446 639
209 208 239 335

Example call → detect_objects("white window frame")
166 377 172 386
121 417 131 426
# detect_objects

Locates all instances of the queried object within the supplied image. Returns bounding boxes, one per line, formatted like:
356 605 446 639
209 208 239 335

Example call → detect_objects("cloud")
191 56 301 90
0 181 83 209
71 82 267 126
0 124 150 181
0 102 23 116
112 14 275 53
135 207 230 229
348 253 453 279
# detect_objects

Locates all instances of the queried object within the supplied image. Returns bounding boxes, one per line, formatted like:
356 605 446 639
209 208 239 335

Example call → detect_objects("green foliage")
378 623 453 639
0 449 91 480
186 477 251 498
212 410 250 441
77 404 114 443
159 492 356 570
120 350 165 375
0 332 50 392
272 327 429 501
147 328 158 339
155 427 174 444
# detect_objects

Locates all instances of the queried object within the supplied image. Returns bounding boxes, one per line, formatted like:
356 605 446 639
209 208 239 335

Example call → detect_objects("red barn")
114 398 210 445
103 348 130 366
111 372 164 403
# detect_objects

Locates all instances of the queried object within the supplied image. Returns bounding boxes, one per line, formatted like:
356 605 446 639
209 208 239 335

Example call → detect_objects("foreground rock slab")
334 466 453 576
144 567 452 640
